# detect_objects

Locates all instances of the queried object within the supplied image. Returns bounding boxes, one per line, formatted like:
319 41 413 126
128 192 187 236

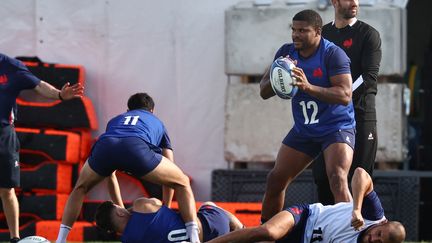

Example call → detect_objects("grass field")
1 238 431 242
9 241 432 243
1 241 430 243
41 238 432 242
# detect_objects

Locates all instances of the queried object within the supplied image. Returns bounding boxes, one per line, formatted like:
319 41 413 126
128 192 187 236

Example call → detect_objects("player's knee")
328 172 348 192
73 180 93 193
0 188 14 198
170 173 190 189
328 169 347 183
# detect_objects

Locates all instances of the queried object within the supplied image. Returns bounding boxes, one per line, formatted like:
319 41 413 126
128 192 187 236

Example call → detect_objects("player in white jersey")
207 167 406 243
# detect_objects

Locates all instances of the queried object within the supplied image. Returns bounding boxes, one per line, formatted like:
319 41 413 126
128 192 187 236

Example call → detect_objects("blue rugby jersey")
274 38 355 137
0 54 40 126
121 204 230 243
99 109 172 154
121 206 188 243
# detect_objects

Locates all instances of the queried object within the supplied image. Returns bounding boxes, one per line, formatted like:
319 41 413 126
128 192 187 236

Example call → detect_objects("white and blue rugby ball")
269 57 298 99
18 236 50 243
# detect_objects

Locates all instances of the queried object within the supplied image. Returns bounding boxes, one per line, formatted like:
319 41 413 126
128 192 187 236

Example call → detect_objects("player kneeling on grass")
95 197 244 243
207 167 406 243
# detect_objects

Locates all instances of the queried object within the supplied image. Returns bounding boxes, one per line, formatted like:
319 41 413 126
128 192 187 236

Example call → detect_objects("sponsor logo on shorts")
14 161 19 167
345 136 351 143
368 132 374 140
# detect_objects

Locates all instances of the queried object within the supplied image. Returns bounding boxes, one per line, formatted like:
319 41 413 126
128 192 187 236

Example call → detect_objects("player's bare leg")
0 188 19 240
141 156 200 242
57 162 105 243
261 144 312 221
323 143 353 203
61 162 105 226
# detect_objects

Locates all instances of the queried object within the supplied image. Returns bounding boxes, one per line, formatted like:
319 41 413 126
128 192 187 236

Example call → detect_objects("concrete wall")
225 1 407 75
225 83 408 163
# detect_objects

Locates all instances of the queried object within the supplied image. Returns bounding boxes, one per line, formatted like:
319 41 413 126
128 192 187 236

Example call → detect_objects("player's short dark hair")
127 93 155 111
95 200 116 233
293 9 323 29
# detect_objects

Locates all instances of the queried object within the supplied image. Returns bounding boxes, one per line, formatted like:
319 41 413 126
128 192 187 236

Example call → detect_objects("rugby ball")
18 236 50 243
269 57 298 99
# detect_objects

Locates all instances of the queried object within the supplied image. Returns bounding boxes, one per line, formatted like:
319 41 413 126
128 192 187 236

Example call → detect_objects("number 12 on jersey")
299 101 319 125
124 116 139 125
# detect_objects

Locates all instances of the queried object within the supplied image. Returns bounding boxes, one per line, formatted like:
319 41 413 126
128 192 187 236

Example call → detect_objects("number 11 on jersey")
124 116 139 125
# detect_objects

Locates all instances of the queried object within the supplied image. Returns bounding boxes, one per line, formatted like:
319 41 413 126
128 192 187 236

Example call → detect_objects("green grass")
10 240 432 242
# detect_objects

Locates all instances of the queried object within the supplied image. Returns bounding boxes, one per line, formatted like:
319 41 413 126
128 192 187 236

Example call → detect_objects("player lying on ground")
95 197 244 243
207 167 405 243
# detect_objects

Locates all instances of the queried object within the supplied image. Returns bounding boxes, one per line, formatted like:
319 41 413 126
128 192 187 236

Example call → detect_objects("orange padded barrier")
36 221 92 242
70 129 93 162
16 97 98 130
0 193 68 220
0 213 41 241
20 162 73 193
20 57 85 88
17 127 81 164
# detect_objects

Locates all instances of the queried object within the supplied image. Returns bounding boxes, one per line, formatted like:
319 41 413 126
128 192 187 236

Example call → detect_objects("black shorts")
0 125 20 188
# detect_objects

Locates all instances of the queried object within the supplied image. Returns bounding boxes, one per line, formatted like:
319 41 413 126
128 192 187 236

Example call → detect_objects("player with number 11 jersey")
100 109 171 155
57 93 201 243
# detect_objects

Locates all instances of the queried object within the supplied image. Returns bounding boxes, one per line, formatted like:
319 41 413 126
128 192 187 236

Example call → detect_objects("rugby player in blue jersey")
95 197 244 243
259 9 356 222
0 53 83 243
207 168 406 243
56 93 201 243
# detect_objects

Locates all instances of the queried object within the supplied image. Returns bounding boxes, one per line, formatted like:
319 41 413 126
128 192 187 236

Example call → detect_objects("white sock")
56 224 72 243
185 221 200 243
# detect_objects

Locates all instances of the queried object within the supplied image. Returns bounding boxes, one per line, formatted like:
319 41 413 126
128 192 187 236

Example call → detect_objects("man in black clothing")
312 0 382 205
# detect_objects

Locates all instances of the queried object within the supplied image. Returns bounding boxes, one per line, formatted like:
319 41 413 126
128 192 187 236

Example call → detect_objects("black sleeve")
361 28 381 90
